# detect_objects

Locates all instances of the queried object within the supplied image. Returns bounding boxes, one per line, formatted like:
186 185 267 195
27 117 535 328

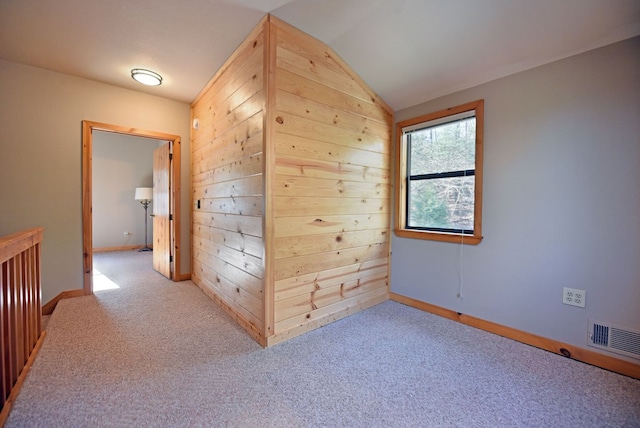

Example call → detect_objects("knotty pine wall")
191 15 393 346
269 17 393 344
191 20 266 343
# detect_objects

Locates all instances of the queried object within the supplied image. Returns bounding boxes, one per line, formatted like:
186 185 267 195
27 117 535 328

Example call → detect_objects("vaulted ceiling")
1 0 639 111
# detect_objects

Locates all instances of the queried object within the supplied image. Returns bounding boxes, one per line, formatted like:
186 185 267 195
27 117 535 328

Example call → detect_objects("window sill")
394 228 482 245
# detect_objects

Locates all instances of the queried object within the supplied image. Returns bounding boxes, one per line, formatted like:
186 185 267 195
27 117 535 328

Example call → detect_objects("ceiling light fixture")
131 68 162 86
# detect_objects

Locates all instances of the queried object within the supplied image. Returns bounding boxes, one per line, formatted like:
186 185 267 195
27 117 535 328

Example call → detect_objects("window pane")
408 176 475 231
409 117 476 175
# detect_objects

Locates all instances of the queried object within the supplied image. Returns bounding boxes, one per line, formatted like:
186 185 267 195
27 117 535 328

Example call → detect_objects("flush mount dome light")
131 68 162 86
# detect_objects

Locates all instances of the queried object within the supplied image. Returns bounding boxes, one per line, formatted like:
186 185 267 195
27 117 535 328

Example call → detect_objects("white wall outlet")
563 287 586 308
124 231 131 236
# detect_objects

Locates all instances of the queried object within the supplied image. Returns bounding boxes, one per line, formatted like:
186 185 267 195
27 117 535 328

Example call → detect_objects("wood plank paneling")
210 91 265 142
276 68 390 124
274 229 388 259
275 243 388 281
193 235 263 280
190 15 392 346
191 22 267 342
192 261 262 329
192 249 263 301
193 174 263 200
275 257 388 290
274 19 392 117
275 276 388 323
192 212 263 238
275 175 390 199
275 155 390 184
192 114 263 166
270 16 392 339
274 213 388 238
274 107 389 154
192 153 263 188
276 47 374 105
196 196 263 217
275 258 389 302
275 196 388 217
275 132 390 170
193 223 263 258
272 287 389 343
276 90 391 142
192 26 266 108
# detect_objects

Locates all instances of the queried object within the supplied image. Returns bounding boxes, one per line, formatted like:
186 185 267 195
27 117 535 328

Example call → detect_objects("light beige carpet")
7 250 640 427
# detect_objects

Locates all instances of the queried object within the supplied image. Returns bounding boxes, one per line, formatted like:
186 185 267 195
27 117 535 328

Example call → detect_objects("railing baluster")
0 263 7 407
0 228 45 424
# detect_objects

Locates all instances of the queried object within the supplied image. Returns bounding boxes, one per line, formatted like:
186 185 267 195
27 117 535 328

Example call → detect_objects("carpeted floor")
7 251 640 427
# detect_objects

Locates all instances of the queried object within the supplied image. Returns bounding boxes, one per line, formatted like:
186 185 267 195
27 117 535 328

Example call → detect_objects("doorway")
82 121 182 294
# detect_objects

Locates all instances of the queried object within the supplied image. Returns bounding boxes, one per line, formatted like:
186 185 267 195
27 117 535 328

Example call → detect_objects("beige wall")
0 59 191 302
93 132 164 249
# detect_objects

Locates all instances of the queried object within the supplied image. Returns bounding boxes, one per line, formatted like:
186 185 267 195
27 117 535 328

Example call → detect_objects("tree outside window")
395 100 483 244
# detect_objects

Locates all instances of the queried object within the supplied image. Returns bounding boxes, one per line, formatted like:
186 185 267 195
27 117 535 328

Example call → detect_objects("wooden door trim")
82 121 181 294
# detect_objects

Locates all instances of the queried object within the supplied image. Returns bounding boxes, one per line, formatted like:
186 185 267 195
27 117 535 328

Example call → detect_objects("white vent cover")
588 321 640 360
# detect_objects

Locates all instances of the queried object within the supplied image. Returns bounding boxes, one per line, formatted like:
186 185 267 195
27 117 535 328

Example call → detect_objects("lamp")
131 68 162 86
134 187 153 252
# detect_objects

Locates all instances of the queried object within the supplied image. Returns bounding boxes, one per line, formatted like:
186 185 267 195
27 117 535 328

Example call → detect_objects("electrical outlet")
563 287 586 308
124 231 131 236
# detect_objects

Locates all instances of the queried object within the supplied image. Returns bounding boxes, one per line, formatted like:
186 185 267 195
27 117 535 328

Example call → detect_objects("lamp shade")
134 187 153 201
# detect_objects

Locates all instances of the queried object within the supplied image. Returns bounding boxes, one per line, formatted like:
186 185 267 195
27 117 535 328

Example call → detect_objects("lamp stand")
139 200 152 252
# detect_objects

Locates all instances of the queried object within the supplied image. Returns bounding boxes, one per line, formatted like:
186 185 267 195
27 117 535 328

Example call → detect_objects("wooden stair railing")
0 228 46 426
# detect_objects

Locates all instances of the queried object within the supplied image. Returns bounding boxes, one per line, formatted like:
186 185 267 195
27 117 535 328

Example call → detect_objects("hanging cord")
458 231 464 300
457 168 467 300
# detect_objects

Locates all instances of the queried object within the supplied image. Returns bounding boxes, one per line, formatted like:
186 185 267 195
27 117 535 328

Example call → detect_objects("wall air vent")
588 321 640 361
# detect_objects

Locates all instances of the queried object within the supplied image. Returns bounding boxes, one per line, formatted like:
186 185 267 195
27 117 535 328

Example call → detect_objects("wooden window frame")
395 100 484 245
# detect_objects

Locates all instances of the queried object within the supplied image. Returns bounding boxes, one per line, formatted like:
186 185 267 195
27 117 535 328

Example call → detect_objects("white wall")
391 36 640 362
0 60 191 302
93 132 164 249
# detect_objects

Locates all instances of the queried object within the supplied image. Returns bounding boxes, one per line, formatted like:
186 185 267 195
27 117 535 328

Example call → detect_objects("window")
395 100 483 244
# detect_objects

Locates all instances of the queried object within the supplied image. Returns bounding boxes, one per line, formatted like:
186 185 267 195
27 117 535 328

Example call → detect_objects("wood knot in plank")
310 218 338 227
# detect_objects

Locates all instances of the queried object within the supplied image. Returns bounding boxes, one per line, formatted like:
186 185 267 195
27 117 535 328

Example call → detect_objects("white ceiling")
1 0 639 111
